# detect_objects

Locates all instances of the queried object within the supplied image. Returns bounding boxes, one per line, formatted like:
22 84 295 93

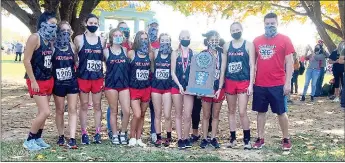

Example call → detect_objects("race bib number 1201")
44 55 52 68
228 62 242 74
56 67 72 81
156 69 170 80
87 60 102 72
136 69 149 80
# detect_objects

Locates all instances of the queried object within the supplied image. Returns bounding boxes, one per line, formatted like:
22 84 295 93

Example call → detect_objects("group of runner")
22 11 294 152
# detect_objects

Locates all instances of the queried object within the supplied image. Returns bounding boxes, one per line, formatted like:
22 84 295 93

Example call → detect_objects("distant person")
336 40 345 108
328 47 344 102
291 52 300 94
314 40 330 97
15 42 24 62
118 21 133 51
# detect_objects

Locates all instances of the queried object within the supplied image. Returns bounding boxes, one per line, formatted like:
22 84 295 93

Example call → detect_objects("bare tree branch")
322 22 343 37
339 0 345 38
22 0 41 18
1 1 36 32
300 0 312 16
321 13 341 31
271 3 307 16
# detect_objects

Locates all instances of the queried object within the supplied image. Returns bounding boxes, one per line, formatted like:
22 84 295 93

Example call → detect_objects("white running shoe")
128 138 137 147
137 139 147 147
151 133 157 143
333 97 340 103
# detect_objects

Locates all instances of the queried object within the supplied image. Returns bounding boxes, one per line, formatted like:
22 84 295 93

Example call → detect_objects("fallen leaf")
11 156 24 159
36 154 45 160
51 149 56 152
307 146 316 150
282 151 290 155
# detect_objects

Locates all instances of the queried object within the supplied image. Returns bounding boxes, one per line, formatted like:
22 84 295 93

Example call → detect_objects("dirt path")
1 80 344 161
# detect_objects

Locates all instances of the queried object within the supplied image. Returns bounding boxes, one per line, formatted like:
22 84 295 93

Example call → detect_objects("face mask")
231 32 242 40
208 41 219 50
138 40 149 54
159 43 172 54
113 36 124 45
180 39 190 47
86 25 98 33
264 26 277 38
314 48 320 53
54 31 70 49
123 31 130 38
148 27 158 42
38 22 57 41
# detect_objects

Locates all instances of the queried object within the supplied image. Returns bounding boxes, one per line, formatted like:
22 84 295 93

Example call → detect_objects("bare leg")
30 96 51 134
201 101 211 139
162 93 172 133
257 112 266 138
226 94 237 133
238 93 250 130
278 113 289 139
54 95 65 136
79 92 89 133
172 94 183 140
182 95 194 139
210 102 222 139
92 92 102 132
136 101 149 139
152 93 163 136
105 90 119 135
67 94 78 139
119 89 130 132
130 100 141 138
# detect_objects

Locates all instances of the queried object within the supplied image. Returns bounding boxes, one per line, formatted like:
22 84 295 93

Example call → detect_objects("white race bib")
156 69 170 80
136 69 149 81
228 62 242 74
87 60 102 72
56 67 72 81
44 55 52 68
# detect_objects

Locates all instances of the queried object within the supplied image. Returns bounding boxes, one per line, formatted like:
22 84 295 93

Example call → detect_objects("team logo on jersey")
258 44 276 60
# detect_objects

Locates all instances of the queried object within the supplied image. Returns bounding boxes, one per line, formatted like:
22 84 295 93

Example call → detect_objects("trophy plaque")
185 51 216 97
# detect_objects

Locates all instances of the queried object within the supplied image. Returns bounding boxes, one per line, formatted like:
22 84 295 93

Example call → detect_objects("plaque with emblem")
185 51 216 97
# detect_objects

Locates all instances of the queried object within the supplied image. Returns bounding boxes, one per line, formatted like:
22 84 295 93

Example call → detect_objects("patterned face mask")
38 22 57 41
54 30 71 49
208 40 219 50
138 39 149 54
148 27 158 42
159 43 172 54
264 25 278 38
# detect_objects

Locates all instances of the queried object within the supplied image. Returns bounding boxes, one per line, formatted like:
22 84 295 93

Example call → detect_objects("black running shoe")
189 134 200 143
67 138 78 149
300 95 305 101
200 139 209 149
210 138 220 148
178 139 185 149
93 133 102 144
57 135 65 146
81 134 90 145
184 139 192 148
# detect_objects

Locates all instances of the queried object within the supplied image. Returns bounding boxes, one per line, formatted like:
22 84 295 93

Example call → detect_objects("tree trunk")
339 0 345 39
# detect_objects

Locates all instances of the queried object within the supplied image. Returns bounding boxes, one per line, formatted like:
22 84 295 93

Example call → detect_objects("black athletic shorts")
53 81 79 97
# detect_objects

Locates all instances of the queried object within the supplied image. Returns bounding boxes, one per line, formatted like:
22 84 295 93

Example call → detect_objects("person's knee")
93 102 101 111
41 109 51 118
228 106 236 114
133 111 141 119
164 114 171 121
68 106 77 115
203 111 211 120
183 113 192 121
122 108 130 117
212 112 220 120
55 106 64 115
80 101 89 110
239 109 247 119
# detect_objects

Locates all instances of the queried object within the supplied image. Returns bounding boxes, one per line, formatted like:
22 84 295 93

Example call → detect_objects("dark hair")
219 38 225 47
202 30 220 46
264 13 278 21
117 21 127 28
85 14 99 23
132 31 151 52
37 11 56 31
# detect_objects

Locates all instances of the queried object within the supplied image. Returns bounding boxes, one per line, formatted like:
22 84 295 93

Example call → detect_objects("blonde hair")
177 30 190 53
108 28 123 46
58 21 73 37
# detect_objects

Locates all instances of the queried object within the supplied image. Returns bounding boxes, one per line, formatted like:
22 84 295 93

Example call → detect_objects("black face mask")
314 48 320 53
231 32 242 40
180 40 190 47
86 25 98 33
123 31 130 38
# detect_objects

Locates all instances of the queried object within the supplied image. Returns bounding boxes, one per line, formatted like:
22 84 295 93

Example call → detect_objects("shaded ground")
1 79 344 161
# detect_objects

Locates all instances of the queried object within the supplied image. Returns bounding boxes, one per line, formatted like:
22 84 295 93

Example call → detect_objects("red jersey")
121 41 132 52
151 41 160 50
253 33 295 87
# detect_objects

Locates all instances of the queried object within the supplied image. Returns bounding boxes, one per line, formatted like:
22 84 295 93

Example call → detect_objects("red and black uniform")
77 34 104 93
25 34 54 98
52 45 79 97
171 49 193 94
151 52 171 94
129 51 151 102
104 47 130 92
225 40 250 95
202 48 225 103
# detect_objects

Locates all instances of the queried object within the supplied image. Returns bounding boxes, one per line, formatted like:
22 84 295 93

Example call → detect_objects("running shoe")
23 139 42 151
67 138 78 149
184 139 192 148
151 133 157 144
189 134 201 143
200 139 209 149
227 139 237 148
93 133 102 144
164 138 171 147
137 139 147 147
178 139 185 149
282 138 292 151
253 138 265 149
112 135 120 145
128 138 136 147
81 134 90 145
155 139 162 147
35 138 51 149
119 133 128 145
311 96 315 102
108 130 113 140
300 95 306 101
210 138 220 149
333 97 340 103
244 141 252 150
57 135 65 146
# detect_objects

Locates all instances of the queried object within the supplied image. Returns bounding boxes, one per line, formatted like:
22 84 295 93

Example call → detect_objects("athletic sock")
81 128 88 135
230 131 236 140
243 130 251 144
96 127 101 134
36 129 43 139
167 132 172 139
27 132 37 141
157 133 162 140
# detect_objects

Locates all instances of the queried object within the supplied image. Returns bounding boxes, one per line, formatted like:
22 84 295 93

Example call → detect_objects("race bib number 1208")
87 60 102 72
136 69 149 80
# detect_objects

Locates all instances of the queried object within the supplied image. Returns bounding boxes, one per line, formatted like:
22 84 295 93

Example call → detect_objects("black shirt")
329 50 344 73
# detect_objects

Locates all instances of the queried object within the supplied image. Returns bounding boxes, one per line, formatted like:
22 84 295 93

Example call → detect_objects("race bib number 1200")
156 69 170 80
87 60 102 72
228 62 242 74
56 67 72 81
136 69 149 80
44 55 52 68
